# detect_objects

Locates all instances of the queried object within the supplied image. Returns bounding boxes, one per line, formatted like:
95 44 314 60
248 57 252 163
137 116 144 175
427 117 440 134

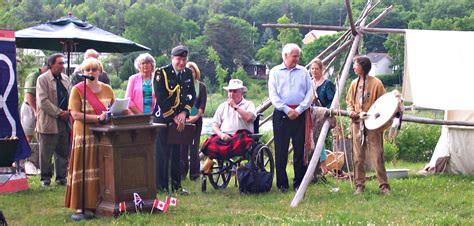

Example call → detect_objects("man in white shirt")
201 79 256 172
212 79 256 138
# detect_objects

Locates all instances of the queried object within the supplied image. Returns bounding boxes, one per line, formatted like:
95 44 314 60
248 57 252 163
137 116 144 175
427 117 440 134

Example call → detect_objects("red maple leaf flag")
157 200 167 212
170 196 177 206
153 199 160 209
119 201 126 213
150 198 160 214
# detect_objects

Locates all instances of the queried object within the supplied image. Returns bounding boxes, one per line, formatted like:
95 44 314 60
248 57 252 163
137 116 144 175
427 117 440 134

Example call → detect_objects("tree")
123 3 193 56
179 2 208 29
301 33 340 65
185 35 214 83
204 14 258 71
71 0 129 35
383 33 404 82
207 46 228 92
276 15 302 46
255 39 281 67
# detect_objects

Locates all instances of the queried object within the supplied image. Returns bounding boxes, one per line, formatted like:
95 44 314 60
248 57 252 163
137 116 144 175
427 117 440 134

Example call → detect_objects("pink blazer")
125 73 156 114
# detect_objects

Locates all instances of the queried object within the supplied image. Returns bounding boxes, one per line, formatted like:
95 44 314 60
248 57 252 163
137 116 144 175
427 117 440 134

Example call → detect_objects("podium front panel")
91 124 165 217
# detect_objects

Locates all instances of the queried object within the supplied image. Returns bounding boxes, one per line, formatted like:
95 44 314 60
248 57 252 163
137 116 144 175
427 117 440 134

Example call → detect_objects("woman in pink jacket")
125 53 156 114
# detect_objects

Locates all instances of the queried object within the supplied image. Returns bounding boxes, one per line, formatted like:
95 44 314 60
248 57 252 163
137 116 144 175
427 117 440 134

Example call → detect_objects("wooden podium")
90 117 165 217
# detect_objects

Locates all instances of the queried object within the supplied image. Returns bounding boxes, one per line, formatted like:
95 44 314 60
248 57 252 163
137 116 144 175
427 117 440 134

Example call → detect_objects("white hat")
223 79 247 92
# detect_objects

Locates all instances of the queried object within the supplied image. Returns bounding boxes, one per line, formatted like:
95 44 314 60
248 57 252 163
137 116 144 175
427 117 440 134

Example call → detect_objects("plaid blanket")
201 129 253 160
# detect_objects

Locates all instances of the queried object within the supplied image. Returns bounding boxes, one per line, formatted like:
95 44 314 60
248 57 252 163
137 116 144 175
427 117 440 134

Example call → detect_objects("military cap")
171 45 189 57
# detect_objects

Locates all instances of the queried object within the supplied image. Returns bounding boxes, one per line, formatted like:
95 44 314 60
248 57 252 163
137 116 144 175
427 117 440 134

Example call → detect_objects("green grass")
1 162 473 225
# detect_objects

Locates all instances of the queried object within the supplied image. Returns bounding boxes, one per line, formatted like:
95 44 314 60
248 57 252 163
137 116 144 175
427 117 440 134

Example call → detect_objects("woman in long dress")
310 59 335 174
65 58 115 212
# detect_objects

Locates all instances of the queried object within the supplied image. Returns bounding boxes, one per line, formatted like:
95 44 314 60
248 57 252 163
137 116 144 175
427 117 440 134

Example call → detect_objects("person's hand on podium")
122 109 130 115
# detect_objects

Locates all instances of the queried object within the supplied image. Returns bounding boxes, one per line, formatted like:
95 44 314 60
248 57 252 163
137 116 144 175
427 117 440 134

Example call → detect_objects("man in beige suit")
36 53 71 187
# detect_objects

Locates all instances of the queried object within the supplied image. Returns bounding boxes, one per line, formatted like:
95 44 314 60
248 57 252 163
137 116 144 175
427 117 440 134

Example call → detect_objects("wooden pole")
262 23 406 34
345 0 358 36
322 108 474 127
305 30 351 68
290 12 369 208
366 5 394 28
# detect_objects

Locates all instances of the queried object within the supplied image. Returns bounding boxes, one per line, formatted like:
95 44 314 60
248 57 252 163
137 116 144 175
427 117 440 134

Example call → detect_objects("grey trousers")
37 120 70 182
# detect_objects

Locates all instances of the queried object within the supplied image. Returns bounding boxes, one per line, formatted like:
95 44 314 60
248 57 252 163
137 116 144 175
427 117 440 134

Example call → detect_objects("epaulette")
153 68 162 82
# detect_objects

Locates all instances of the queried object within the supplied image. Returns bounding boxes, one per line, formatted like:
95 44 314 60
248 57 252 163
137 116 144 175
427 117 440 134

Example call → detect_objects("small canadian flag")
119 201 126 213
152 199 160 209
150 199 160 214
157 200 168 213
169 196 177 206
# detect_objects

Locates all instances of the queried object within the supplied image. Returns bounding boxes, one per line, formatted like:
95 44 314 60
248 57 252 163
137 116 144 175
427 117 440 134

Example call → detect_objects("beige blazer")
35 70 71 134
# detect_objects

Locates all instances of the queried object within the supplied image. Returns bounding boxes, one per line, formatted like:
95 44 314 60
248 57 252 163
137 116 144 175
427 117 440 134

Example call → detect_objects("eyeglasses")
83 68 98 72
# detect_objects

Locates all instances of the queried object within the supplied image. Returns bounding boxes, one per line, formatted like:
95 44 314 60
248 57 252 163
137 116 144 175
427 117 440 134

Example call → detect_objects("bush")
377 74 402 86
395 122 441 162
383 140 399 162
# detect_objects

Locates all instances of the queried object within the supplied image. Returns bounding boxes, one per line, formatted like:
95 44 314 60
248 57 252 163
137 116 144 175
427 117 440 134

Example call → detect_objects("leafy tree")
383 33 404 81
72 0 129 35
123 3 191 56
185 35 214 83
204 14 258 71
301 33 340 65
276 15 301 46
207 46 228 92
179 2 208 29
255 39 281 67
248 0 285 24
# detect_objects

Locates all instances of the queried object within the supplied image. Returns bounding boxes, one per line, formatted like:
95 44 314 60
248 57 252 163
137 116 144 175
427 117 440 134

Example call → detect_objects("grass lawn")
1 162 473 225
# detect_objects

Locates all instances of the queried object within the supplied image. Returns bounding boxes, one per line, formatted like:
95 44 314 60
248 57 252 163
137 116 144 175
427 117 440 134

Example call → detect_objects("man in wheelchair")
200 79 256 173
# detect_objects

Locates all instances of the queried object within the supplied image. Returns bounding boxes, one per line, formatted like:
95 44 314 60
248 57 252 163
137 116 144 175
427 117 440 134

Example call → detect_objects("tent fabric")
403 29 474 110
0 30 31 162
424 110 474 175
15 17 150 53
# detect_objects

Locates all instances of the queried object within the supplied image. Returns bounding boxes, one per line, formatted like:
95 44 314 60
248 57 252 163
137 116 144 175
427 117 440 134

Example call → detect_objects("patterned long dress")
65 83 115 210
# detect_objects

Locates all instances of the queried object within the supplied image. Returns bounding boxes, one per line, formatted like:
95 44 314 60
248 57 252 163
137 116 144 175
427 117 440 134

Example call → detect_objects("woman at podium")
65 58 115 212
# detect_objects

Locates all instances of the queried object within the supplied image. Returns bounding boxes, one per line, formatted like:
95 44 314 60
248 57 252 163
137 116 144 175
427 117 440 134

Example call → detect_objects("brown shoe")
380 184 390 195
354 185 364 195
201 159 215 174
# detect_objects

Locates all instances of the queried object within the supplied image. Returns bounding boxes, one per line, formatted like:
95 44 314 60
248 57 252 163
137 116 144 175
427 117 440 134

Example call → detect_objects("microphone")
78 73 95 81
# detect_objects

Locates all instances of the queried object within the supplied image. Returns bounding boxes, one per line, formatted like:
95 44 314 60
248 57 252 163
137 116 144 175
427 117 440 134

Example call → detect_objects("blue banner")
0 30 31 162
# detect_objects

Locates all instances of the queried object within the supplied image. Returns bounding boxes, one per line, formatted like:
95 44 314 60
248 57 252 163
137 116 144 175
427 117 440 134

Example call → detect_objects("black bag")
237 162 272 193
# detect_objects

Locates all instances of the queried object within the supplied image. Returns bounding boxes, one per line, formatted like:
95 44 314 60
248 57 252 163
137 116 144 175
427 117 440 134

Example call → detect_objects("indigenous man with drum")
346 56 390 195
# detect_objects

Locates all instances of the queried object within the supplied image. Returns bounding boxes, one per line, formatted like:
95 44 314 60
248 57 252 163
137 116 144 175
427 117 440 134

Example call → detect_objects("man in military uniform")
152 45 195 195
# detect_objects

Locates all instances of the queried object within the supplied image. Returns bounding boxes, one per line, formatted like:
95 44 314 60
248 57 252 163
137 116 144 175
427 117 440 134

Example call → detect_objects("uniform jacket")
152 64 195 122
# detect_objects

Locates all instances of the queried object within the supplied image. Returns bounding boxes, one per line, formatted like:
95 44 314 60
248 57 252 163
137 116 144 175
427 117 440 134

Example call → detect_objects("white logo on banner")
0 54 16 136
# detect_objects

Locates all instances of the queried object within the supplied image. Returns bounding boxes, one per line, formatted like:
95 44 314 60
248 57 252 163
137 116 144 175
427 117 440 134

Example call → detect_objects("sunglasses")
83 68 98 72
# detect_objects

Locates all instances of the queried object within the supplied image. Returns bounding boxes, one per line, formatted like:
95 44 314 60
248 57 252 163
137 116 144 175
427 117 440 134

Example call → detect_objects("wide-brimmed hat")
223 79 247 92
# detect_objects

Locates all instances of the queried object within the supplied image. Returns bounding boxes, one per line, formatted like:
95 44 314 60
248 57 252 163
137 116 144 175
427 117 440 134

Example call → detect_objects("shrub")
395 122 441 162
377 74 402 86
383 140 399 162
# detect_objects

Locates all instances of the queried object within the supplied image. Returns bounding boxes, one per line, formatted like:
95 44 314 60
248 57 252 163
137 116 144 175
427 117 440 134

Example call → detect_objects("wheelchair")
201 114 274 192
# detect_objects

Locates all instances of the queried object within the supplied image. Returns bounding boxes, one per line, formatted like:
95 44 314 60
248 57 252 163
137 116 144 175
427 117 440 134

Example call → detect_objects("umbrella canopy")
15 16 150 53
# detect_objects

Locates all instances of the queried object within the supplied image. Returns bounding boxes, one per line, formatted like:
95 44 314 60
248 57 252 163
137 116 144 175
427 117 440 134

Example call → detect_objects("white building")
366 52 393 76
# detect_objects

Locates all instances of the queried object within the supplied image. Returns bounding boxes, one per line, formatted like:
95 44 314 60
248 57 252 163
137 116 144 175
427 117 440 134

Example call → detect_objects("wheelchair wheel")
252 143 274 177
208 159 232 189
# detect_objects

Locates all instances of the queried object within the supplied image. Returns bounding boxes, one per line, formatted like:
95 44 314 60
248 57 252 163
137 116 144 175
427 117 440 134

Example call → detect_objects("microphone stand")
71 76 94 221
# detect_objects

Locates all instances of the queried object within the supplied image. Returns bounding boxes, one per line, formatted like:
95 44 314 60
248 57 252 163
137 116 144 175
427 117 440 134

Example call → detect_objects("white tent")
403 29 474 175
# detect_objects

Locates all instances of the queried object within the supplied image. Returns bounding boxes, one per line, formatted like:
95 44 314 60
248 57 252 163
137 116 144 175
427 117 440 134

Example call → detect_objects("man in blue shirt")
268 43 313 192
